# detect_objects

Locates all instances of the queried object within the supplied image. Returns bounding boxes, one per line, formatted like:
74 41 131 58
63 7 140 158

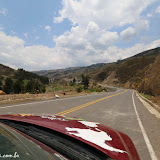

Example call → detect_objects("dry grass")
151 96 160 107
0 90 100 104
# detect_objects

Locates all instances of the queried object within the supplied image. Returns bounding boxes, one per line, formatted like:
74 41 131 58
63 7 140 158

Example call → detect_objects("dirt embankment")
102 53 160 107
137 52 160 107
151 96 160 109
138 53 160 96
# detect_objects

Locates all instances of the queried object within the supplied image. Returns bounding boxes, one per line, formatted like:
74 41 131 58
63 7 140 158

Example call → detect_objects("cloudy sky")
0 0 160 71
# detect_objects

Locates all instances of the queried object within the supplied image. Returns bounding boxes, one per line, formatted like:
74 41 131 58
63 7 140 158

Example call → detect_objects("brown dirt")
139 52 160 96
103 71 120 86
151 96 160 107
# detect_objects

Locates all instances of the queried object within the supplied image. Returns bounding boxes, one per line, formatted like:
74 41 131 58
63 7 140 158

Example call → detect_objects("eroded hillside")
138 53 160 96
99 48 160 97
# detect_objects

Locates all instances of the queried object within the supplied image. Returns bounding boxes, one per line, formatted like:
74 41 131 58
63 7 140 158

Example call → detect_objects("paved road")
0 89 160 160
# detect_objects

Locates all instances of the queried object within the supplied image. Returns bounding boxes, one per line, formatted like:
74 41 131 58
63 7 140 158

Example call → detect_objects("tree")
41 85 46 93
69 81 73 86
73 78 76 85
26 81 33 92
3 78 13 94
26 80 38 93
81 74 85 85
0 79 2 90
84 75 89 90
13 80 22 94
116 59 122 64
81 74 89 90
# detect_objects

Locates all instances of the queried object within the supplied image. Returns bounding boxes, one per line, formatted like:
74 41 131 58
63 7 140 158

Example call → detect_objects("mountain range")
34 47 160 96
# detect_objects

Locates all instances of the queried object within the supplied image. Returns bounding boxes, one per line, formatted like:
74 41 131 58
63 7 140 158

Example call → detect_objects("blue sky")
0 0 160 71
0 0 72 47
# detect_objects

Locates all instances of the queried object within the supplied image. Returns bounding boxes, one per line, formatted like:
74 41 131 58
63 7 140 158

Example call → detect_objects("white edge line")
0 92 110 109
132 91 158 160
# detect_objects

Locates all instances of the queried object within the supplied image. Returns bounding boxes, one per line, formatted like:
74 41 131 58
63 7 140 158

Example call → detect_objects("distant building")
49 79 54 83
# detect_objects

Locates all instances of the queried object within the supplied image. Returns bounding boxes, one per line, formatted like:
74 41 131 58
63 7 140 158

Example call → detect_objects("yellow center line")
56 90 127 116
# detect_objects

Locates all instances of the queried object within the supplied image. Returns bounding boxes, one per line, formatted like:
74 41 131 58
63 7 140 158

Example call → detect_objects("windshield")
0 123 66 160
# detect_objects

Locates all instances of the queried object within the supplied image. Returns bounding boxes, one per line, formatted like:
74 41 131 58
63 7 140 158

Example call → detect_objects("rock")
55 95 59 98
0 90 6 95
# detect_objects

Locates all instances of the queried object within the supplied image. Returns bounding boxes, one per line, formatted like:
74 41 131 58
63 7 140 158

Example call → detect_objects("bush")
96 88 103 92
89 88 96 92
76 86 83 93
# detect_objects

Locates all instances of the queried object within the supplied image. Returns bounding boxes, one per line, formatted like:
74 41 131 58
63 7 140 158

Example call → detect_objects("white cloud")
0 31 160 71
0 31 24 50
155 6 160 14
54 0 156 28
98 32 119 45
0 8 8 16
86 21 99 32
147 13 152 17
120 20 149 40
54 23 119 52
0 31 73 70
118 39 160 60
52 0 156 65
44 25 51 31
0 1 159 70
120 27 136 40
135 19 149 31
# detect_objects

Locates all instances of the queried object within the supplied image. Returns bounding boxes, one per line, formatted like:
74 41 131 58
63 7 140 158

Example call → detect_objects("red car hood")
0 114 140 160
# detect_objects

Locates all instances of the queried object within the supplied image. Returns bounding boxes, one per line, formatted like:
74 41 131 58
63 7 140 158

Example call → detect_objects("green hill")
0 65 49 94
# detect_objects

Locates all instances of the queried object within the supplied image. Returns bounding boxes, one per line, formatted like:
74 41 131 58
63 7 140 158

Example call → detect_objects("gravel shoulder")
137 92 160 114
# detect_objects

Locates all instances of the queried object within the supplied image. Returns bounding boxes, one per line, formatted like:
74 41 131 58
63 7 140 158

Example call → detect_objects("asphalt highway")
0 89 160 160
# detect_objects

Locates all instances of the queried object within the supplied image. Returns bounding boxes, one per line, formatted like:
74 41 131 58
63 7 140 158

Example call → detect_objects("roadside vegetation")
47 74 107 95
139 93 152 100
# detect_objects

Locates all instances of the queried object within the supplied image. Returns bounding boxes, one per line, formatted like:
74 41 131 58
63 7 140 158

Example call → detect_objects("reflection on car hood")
0 114 140 160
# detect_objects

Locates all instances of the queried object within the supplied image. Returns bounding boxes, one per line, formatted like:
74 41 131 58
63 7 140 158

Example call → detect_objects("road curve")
0 89 160 160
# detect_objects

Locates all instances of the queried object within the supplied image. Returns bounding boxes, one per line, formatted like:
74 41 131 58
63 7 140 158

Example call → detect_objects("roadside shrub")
96 88 103 92
89 88 96 92
76 86 83 93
